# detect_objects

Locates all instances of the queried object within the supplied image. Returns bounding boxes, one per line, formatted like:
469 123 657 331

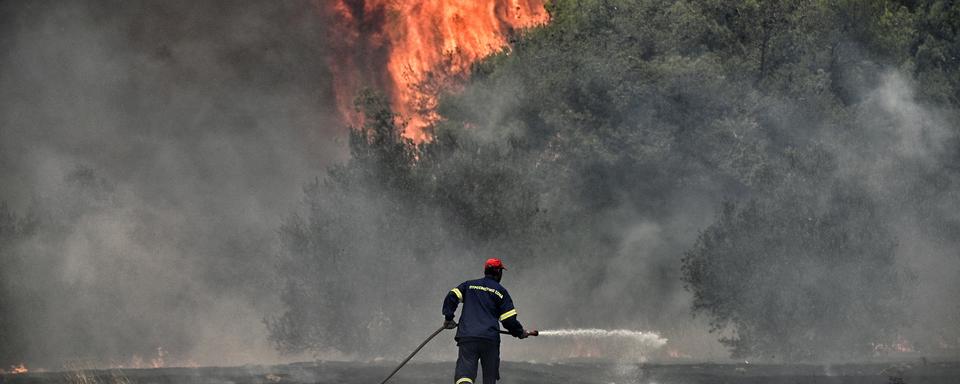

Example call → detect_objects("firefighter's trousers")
454 340 499 384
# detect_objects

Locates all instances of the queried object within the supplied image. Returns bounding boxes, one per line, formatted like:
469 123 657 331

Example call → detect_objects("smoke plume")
0 0 343 367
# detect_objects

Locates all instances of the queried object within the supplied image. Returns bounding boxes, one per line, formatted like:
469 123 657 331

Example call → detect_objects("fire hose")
377 326 538 384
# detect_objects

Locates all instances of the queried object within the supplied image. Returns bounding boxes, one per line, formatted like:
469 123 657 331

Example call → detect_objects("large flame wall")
323 0 549 141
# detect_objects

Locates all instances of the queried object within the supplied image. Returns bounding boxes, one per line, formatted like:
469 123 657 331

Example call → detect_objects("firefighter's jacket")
443 276 524 343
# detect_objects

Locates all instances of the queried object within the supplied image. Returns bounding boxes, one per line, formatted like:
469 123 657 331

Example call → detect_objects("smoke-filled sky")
0 0 344 366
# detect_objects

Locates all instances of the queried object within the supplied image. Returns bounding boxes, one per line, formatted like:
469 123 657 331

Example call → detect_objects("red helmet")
484 258 507 270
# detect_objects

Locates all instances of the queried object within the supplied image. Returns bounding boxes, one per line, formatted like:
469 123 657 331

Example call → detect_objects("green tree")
682 189 910 360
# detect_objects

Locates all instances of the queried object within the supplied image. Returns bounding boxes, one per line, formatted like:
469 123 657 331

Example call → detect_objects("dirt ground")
4 360 959 384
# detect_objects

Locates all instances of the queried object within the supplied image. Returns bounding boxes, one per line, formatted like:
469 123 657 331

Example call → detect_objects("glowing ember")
151 346 166 368
667 348 691 359
323 0 549 141
873 335 916 354
10 363 28 374
892 336 915 353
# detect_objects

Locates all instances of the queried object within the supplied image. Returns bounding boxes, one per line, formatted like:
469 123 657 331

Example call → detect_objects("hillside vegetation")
269 0 960 360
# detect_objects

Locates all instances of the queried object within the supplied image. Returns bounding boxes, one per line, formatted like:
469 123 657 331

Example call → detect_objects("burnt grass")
3 360 960 384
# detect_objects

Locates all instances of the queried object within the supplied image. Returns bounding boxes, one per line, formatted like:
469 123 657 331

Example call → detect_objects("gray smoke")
0 0 343 367
835 72 960 349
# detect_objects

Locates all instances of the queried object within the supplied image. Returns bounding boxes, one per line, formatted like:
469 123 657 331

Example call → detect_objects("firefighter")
442 258 533 384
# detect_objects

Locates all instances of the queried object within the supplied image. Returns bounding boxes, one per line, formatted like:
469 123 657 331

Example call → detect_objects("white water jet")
538 329 668 348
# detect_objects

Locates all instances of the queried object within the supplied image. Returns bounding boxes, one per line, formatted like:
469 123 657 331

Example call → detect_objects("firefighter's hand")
518 330 531 339
443 319 458 329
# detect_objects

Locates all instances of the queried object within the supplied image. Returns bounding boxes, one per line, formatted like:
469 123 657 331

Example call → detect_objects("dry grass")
62 361 133 384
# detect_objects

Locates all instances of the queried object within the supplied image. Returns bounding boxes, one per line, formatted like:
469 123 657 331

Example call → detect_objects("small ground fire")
9 363 28 375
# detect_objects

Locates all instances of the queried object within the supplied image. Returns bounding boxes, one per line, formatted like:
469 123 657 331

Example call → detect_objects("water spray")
535 328 667 348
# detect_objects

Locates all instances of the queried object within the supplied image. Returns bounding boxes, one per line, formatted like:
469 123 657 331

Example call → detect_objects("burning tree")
322 0 549 141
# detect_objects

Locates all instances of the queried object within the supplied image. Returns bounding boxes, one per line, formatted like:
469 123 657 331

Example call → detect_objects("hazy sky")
0 0 346 366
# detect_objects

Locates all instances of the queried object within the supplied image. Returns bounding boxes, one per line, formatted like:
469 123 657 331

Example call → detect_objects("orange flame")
324 0 549 142
10 363 28 374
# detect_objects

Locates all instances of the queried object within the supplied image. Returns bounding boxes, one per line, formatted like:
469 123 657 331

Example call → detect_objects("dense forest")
269 0 960 361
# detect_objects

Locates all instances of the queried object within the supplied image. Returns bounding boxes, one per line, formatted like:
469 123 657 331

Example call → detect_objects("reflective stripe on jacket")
443 276 524 343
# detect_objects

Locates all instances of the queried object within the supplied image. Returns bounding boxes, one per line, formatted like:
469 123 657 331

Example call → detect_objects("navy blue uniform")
442 277 524 384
